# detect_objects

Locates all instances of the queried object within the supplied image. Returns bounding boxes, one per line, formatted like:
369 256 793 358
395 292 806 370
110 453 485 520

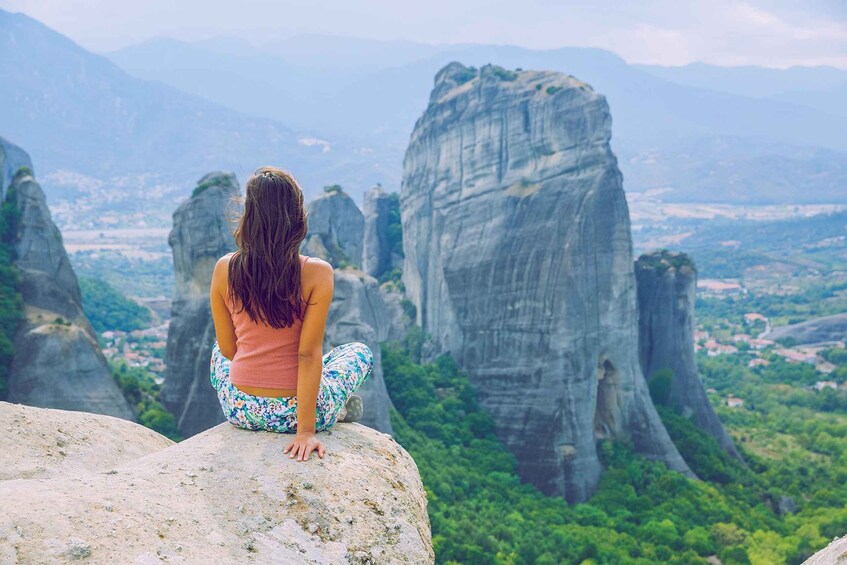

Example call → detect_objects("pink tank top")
225 255 310 390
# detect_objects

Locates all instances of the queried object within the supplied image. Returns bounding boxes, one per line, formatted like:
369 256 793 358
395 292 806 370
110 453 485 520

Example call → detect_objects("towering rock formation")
162 172 238 437
301 187 364 268
635 250 741 460
362 186 402 279
3 141 134 419
401 62 691 502
0 136 32 198
324 271 394 433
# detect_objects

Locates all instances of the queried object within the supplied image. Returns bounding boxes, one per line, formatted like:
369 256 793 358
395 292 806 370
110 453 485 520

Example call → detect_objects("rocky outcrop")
0 402 434 564
302 188 364 268
401 62 691 502
635 250 741 459
765 312 847 345
4 141 134 420
0 136 32 199
325 271 395 433
162 172 238 437
803 534 847 564
362 186 402 279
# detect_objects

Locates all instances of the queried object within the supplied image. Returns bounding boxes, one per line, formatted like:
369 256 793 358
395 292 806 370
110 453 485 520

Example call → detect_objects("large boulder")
0 402 433 564
162 172 238 437
4 140 134 420
401 62 691 502
636 250 741 459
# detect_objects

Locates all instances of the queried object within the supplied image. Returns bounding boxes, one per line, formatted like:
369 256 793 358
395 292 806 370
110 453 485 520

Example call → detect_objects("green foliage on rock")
79 277 152 333
0 186 23 400
649 368 675 406
191 175 234 198
382 331 844 564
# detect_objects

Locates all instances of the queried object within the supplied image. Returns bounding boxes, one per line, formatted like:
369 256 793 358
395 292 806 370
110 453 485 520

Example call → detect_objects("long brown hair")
228 166 309 328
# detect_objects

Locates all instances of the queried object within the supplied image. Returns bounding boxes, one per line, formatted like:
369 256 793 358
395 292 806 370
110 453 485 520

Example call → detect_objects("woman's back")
224 254 310 390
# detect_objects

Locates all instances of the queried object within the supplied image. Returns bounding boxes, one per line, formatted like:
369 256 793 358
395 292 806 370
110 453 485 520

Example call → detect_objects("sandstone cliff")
162 172 238 437
401 62 692 502
302 188 364 268
0 401 434 564
3 140 134 420
362 186 402 279
635 250 741 459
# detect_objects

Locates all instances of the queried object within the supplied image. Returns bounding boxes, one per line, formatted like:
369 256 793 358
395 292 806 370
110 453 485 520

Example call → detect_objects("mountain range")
2 8 846 215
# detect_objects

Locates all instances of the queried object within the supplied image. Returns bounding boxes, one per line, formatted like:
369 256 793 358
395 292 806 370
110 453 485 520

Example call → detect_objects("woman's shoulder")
300 255 333 280
212 252 236 283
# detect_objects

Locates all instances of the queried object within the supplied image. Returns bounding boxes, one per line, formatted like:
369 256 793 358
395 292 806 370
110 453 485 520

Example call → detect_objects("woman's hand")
283 432 326 462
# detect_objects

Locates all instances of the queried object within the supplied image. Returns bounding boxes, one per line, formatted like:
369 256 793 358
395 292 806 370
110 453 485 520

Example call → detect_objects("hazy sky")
2 0 845 68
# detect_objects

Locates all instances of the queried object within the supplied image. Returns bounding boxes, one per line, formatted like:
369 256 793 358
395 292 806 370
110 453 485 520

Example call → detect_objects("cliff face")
765 312 847 345
302 189 364 268
0 402 434 564
3 141 134 420
0 136 32 199
635 250 741 459
325 271 395 433
162 172 238 437
362 186 401 279
401 62 691 502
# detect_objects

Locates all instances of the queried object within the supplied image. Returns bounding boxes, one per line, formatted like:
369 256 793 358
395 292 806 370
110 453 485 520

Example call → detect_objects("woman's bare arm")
210 254 238 360
284 258 334 461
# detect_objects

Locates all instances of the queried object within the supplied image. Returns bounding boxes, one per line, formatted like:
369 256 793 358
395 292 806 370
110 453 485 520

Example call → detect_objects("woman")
208 166 373 462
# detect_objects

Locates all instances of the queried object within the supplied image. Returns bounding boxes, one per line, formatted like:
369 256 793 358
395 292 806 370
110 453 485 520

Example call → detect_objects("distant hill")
635 62 847 118
0 9 394 217
110 36 847 204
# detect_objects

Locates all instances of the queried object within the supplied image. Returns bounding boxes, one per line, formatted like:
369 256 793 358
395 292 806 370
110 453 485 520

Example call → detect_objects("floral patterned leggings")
210 341 373 433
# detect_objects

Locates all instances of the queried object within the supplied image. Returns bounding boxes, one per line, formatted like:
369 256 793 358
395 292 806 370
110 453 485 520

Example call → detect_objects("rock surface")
0 402 433 564
0 136 32 199
325 271 395 433
804 534 847 564
362 186 401 279
4 141 134 420
302 188 365 268
162 172 238 437
765 312 847 345
0 401 172 480
635 250 741 460
401 62 692 502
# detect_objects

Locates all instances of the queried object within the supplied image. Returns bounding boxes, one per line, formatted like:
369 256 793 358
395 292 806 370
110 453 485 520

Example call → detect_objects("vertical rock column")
163 172 238 437
4 139 134 420
401 63 692 502
636 250 741 460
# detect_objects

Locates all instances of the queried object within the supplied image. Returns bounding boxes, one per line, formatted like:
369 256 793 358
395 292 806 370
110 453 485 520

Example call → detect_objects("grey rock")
401 62 692 502
776 495 796 516
302 188 364 268
324 271 394 433
765 312 847 345
635 250 741 460
4 143 134 420
0 136 32 200
0 403 434 564
362 186 401 279
162 172 239 437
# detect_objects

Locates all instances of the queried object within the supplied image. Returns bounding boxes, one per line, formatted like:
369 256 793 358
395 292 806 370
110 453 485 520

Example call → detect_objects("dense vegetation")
70 249 174 298
111 360 181 441
383 330 845 564
0 182 22 399
79 276 152 333
378 191 405 285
